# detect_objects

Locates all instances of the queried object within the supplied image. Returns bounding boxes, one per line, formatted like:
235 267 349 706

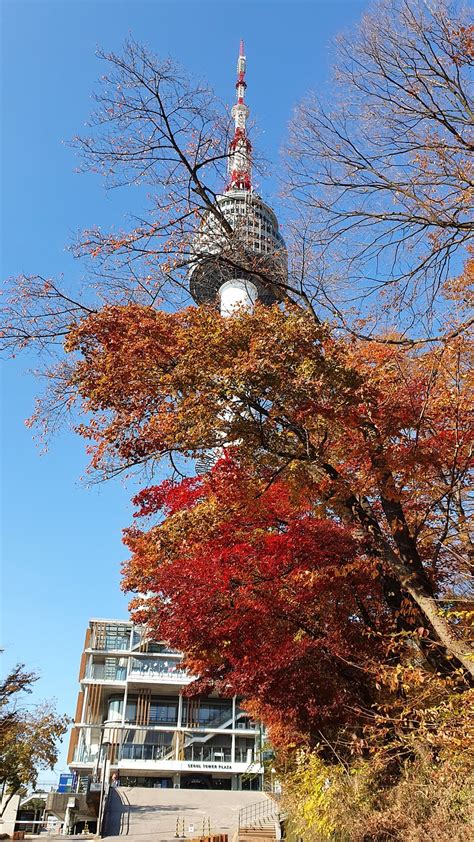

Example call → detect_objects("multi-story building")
68 619 263 792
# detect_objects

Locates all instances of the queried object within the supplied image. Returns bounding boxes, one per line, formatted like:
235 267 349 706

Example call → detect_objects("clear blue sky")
1 0 370 781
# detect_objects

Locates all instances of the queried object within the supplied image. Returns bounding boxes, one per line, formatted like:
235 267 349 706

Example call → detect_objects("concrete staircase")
236 798 281 842
103 786 267 841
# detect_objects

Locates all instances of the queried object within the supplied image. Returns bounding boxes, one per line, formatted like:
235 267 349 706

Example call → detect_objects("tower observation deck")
189 41 287 316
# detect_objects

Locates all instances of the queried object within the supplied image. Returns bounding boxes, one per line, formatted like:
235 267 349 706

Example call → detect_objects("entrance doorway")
181 774 212 789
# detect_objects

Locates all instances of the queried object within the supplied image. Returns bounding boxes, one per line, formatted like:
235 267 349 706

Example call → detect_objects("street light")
97 740 111 837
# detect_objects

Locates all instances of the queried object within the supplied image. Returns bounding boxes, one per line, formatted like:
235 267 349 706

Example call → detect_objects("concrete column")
175 695 183 761
231 696 236 765
82 685 89 723
177 694 183 729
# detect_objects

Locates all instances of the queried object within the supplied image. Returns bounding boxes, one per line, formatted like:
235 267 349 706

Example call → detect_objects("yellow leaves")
283 751 342 837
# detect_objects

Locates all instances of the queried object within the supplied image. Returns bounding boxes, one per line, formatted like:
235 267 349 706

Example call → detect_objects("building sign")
57 774 75 793
186 762 232 771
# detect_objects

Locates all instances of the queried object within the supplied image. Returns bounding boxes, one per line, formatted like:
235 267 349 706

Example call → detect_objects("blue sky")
1 0 370 780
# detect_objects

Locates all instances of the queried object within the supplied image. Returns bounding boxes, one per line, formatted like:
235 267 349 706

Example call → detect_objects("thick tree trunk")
0 787 18 817
374 534 474 677
316 460 474 678
351 489 474 678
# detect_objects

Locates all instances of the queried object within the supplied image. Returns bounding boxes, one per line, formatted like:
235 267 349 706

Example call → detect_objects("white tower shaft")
219 278 258 317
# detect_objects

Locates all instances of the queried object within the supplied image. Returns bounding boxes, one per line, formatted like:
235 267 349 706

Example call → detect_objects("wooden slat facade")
136 688 151 725
185 698 200 728
86 682 102 724
67 726 79 765
78 651 87 681
93 622 107 651
106 727 122 764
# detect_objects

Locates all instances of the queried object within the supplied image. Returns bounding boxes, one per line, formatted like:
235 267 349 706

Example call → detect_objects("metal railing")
238 798 280 830
87 663 127 681
128 657 188 680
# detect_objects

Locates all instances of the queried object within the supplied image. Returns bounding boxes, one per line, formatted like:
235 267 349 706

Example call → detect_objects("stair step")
240 823 276 829
238 832 277 839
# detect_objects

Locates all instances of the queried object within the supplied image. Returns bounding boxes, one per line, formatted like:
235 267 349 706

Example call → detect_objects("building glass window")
183 700 232 728
125 701 137 722
149 700 178 724
105 625 130 651
106 698 123 721
235 737 256 763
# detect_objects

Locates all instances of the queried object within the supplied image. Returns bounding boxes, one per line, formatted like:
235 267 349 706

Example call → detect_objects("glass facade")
182 700 233 729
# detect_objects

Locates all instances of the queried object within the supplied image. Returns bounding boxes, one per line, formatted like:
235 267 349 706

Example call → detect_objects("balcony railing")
125 714 178 726
87 664 127 681
235 747 255 763
73 741 255 766
183 746 232 763
128 657 188 680
74 746 99 764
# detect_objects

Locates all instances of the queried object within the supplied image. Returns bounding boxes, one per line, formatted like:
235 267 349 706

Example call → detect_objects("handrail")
238 798 280 830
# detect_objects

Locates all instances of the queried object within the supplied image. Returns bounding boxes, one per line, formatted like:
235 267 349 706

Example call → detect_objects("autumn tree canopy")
123 461 387 746
63 303 472 677
0 666 69 814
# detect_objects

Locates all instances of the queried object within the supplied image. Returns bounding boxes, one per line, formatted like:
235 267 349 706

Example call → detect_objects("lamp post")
97 740 111 837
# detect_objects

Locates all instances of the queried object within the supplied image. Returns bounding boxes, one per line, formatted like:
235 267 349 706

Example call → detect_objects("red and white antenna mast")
226 39 252 192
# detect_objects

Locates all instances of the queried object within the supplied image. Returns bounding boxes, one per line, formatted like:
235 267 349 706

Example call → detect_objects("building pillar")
177 694 183 729
176 695 183 761
231 696 237 790
231 697 236 764
120 680 129 766
82 684 89 723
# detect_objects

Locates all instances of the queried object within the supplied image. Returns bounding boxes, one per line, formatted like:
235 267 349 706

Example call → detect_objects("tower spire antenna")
226 39 252 192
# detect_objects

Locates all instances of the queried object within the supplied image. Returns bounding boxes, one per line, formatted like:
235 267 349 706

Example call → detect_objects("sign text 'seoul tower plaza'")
189 41 287 315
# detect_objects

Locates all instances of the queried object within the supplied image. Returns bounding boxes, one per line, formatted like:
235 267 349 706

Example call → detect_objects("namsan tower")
189 41 287 315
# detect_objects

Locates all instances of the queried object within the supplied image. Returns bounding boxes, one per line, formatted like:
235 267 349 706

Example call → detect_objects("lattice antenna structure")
227 39 252 193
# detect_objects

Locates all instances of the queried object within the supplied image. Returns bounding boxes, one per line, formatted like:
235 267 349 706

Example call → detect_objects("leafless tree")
286 0 474 330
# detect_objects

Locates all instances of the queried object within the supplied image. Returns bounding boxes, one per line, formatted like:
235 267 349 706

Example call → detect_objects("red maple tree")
123 459 393 746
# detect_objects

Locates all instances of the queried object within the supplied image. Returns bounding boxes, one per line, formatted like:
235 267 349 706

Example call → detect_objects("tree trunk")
316 460 474 678
351 489 474 678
